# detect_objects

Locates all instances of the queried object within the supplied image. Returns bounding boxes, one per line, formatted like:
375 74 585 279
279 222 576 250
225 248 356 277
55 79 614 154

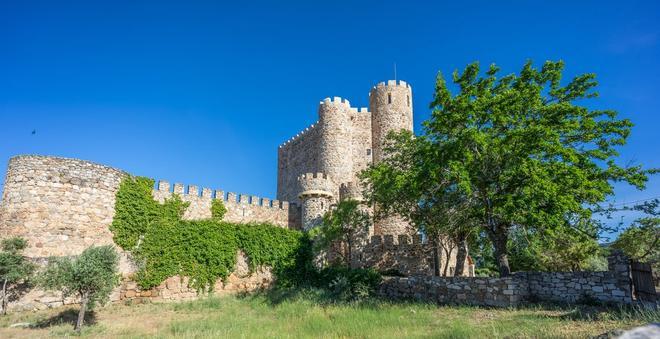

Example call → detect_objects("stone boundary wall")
359 234 466 277
152 180 300 229
522 251 633 304
379 275 527 307
378 251 634 307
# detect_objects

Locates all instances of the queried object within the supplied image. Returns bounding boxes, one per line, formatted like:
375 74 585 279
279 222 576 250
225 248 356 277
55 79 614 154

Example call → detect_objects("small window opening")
321 202 324 209
366 149 372 156
388 93 392 104
242 208 246 217
407 95 410 107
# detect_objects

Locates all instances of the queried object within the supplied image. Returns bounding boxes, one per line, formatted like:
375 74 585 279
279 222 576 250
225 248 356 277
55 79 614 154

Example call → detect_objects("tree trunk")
432 242 441 276
1 279 7 316
346 236 353 269
442 244 452 276
491 233 511 277
75 292 89 332
453 234 468 277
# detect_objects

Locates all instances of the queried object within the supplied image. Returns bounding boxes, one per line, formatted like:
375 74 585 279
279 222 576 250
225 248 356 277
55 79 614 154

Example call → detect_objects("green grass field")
0 290 657 338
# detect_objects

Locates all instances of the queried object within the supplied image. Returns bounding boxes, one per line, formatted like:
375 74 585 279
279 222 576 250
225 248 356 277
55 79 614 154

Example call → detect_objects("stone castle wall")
359 234 465 277
0 155 299 311
152 180 299 229
0 155 127 259
0 155 300 262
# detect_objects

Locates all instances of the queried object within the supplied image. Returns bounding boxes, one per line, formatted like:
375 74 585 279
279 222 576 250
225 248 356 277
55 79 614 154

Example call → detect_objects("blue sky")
1 1 658 238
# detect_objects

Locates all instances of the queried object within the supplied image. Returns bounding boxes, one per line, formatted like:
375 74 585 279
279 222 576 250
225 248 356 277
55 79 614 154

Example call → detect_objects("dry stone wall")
523 250 633 304
378 251 635 307
380 275 527 307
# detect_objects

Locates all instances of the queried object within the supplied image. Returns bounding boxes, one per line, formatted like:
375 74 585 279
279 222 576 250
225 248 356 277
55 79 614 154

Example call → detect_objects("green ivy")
111 176 309 292
211 198 227 220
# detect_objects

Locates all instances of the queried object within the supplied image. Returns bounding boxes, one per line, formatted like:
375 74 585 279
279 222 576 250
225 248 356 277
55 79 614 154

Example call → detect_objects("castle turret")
339 182 364 202
297 172 334 230
369 80 414 236
318 97 353 198
369 80 413 163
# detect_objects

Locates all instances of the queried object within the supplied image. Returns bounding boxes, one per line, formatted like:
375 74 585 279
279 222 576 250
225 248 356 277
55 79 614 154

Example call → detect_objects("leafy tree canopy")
362 60 653 276
39 245 120 331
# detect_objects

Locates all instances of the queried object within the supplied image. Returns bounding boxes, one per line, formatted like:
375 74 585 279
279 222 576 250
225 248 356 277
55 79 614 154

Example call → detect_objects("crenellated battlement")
279 121 319 148
370 80 411 92
319 96 351 108
297 172 334 198
155 180 291 210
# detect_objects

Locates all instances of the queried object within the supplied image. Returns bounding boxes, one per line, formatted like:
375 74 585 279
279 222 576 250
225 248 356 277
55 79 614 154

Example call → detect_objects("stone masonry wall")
11 251 275 311
379 275 527 307
152 180 299 229
359 234 466 277
118 251 274 304
277 122 322 204
378 251 634 307
523 250 633 304
277 100 373 206
0 155 297 311
0 155 127 258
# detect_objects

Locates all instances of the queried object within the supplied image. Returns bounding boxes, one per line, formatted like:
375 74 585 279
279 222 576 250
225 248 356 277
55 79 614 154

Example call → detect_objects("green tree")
364 60 652 276
612 199 659 269
40 245 120 332
427 61 653 276
360 130 476 276
311 200 371 268
0 237 35 315
507 223 603 272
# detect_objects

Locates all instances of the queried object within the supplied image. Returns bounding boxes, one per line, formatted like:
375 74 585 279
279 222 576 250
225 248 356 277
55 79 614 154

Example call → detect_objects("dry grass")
0 291 656 338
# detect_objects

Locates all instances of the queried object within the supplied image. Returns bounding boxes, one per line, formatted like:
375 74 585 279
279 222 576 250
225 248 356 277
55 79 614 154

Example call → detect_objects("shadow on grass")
31 308 98 329
236 286 434 312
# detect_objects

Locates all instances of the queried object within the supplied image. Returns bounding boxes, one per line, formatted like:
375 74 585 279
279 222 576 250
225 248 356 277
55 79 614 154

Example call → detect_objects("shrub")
316 266 382 302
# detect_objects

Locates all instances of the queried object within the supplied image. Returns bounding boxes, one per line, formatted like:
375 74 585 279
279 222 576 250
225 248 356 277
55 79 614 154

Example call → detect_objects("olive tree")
40 245 120 332
0 237 35 315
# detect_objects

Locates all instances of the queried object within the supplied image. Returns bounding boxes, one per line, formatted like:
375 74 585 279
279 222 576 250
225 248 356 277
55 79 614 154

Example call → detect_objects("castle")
0 79 640 310
278 80 414 235
0 79 471 310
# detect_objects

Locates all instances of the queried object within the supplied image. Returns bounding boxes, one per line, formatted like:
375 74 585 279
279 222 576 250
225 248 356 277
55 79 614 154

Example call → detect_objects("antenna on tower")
394 62 397 81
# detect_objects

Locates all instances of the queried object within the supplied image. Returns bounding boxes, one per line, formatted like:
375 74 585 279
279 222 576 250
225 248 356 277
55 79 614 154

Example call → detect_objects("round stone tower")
340 181 373 238
369 80 413 163
369 80 415 236
297 172 334 230
318 97 353 198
